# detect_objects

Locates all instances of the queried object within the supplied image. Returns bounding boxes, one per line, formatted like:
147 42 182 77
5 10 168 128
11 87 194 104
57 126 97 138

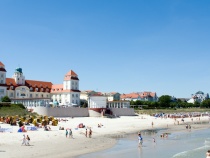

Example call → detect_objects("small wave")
172 146 209 158
205 138 210 146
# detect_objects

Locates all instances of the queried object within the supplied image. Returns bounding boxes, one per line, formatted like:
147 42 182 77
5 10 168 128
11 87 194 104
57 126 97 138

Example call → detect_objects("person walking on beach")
65 129 68 138
89 128 92 138
138 133 143 147
85 129 88 137
21 134 26 146
26 135 30 146
69 129 73 138
151 121 154 128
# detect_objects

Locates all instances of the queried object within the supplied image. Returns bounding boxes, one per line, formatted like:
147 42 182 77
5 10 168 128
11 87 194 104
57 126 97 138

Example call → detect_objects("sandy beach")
0 114 210 158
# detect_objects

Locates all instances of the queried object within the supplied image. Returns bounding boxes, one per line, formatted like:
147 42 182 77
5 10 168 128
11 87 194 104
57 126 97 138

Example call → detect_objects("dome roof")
15 67 22 73
195 91 204 95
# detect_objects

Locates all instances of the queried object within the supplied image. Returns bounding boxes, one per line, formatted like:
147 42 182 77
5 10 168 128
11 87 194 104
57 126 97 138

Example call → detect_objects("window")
17 93 19 97
10 93 13 97
0 80 3 84
72 100 74 103
72 94 74 97
36 94 38 97
46 95 48 98
41 94 43 98
76 94 78 97
30 94 32 98
22 88 25 91
35 88 38 91
0 89 4 94
1 74 3 78
30 87 33 91
20 93 26 96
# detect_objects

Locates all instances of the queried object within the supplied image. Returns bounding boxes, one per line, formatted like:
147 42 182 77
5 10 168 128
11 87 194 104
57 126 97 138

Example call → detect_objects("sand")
0 114 209 158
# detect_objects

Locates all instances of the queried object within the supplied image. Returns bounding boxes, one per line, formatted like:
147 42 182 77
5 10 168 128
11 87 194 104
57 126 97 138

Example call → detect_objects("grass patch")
135 108 210 115
0 104 38 117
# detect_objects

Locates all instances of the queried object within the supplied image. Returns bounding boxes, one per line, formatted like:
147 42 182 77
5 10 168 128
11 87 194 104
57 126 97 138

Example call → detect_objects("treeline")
130 95 210 109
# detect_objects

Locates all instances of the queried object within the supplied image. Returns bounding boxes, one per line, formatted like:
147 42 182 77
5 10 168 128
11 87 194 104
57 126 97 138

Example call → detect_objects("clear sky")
1 0 210 98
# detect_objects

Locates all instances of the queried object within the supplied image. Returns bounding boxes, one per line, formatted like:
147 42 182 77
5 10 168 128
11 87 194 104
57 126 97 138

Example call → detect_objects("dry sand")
0 115 209 158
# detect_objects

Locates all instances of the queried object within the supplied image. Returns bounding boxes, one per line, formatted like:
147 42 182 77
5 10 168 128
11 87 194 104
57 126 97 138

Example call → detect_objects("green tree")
1 96 11 102
158 95 171 107
194 101 200 107
201 99 210 108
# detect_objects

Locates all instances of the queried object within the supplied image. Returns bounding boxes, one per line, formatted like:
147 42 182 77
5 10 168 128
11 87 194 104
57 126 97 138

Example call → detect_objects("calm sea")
78 126 210 158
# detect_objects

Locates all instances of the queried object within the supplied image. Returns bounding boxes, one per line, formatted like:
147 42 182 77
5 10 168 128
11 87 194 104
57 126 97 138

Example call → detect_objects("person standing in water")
138 133 143 147
206 150 210 158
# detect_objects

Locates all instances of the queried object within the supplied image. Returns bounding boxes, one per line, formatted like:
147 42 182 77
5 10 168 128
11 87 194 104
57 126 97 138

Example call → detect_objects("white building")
51 70 80 106
187 91 209 104
0 61 80 107
88 96 107 108
80 90 97 101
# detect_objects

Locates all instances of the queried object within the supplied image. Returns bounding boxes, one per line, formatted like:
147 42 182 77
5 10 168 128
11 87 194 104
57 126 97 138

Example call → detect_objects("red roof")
64 70 79 81
5 78 53 92
66 70 77 76
6 78 17 86
25 80 53 89
0 61 5 67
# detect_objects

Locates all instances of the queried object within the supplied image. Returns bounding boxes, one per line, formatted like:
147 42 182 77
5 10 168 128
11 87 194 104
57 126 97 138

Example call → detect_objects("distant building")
80 90 97 101
107 100 130 108
187 91 209 104
120 92 158 102
104 92 121 101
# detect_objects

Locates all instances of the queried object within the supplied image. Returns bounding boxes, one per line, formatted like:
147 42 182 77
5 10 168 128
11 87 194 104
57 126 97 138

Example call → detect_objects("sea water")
79 127 210 158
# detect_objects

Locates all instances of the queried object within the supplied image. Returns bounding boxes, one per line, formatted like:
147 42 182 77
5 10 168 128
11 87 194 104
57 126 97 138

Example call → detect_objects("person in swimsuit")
206 150 210 158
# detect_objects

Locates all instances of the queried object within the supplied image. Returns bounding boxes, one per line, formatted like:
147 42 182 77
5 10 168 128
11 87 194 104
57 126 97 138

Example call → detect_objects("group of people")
85 128 92 138
185 124 191 130
21 134 30 146
65 129 73 138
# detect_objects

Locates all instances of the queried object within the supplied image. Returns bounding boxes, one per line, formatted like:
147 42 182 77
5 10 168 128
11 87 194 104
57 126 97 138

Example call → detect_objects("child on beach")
138 133 143 147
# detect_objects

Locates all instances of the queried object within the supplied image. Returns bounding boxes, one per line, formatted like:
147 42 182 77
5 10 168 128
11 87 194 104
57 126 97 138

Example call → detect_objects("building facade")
120 92 158 102
187 91 209 104
0 61 80 107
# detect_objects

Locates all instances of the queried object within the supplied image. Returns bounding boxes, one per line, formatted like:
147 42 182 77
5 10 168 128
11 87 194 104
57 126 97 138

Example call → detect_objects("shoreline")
0 115 210 158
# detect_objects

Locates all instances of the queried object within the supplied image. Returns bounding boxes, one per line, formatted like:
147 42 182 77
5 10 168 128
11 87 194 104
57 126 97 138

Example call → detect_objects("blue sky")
1 0 210 98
